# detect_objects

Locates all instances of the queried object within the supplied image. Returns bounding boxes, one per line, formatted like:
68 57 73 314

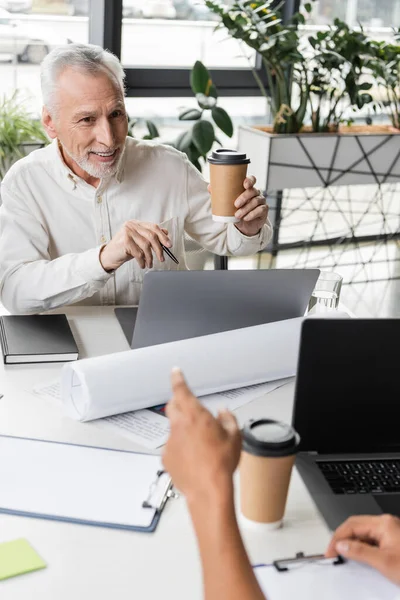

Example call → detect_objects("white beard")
61 144 122 179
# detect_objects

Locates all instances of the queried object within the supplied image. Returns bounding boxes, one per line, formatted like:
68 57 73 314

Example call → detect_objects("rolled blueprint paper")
62 317 304 422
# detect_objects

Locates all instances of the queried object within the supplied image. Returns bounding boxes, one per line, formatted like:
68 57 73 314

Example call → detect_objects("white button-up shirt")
0 137 272 314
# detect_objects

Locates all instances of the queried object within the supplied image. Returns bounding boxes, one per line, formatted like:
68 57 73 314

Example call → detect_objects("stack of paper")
34 378 292 449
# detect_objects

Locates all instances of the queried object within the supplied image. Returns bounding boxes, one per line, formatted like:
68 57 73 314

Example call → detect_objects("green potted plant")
306 19 375 133
369 30 400 131
0 92 48 182
128 61 233 172
206 0 309 135
205 0 400 192
173 60 234 171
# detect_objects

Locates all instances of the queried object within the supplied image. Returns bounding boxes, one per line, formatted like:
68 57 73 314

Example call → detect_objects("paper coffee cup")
207 148 250 223
239 419 300 529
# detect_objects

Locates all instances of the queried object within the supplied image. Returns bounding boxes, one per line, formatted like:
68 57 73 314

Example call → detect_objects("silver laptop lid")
131 268 319 349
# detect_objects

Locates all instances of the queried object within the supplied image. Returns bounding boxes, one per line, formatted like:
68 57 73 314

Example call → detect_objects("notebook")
0 314 78 364
0 435 172 532
254 559 400 599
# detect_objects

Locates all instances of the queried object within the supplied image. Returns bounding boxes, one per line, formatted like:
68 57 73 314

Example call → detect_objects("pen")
160 243 179 265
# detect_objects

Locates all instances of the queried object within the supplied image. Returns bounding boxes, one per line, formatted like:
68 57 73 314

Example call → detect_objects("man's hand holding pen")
99 220 176 272
100 174 265 272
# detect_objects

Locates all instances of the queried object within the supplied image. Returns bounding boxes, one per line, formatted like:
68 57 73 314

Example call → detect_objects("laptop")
115 269 320 349
293 318 400 531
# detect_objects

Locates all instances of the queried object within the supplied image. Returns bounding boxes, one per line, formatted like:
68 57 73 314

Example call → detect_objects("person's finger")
126 221 172 249
165 396 182 421
234 186 263 209
170 367 200 413
124 236 146 269
335 539 386 573
207 183 211 194
130 229 154 269
150 223 172 248
171 366 188 392
137 226 165 263
235 197 263 220
125 223 153 266
243 204 268 223
326 515 383 557
243 175 256 189
217 410 239 436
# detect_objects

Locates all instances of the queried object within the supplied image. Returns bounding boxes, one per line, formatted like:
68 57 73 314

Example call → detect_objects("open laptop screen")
293 319 400 455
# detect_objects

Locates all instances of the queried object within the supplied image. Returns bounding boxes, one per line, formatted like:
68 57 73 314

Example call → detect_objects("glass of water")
307 271 343 314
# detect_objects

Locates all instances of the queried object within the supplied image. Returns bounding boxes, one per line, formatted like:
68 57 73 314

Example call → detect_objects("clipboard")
0 434 176 533
253 552 400 599
268 551 344 571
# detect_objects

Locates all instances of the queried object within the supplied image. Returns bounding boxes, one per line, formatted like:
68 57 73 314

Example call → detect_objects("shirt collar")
51 139 79 191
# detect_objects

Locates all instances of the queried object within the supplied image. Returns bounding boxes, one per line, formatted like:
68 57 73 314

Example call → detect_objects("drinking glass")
307 271 343 314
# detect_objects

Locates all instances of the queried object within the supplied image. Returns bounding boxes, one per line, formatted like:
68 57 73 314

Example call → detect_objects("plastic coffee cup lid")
242 419 300 458
207 148 250 165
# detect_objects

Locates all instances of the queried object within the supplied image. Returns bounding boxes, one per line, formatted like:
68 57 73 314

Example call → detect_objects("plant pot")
238 125 400 193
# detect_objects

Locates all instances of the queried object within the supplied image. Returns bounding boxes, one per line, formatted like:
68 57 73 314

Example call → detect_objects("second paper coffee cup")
207 148 250 223
239 419 300 530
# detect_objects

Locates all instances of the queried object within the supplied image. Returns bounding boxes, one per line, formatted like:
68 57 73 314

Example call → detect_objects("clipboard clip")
273 552 345 572
142 469 178 513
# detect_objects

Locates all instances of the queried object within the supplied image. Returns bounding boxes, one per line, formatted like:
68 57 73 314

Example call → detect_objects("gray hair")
40 43 125 114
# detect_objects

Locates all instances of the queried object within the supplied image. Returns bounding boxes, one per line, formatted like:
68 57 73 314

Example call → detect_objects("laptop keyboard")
318 460 400 494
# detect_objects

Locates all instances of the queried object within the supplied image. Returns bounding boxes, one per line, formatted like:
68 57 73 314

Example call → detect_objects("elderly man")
0 44 271 314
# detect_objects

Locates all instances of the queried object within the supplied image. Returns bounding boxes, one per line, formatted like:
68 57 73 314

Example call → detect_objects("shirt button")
100 235 106 244
97 196 103 204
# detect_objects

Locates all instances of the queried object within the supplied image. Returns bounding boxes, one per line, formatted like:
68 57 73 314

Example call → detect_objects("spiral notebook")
0 435 173 532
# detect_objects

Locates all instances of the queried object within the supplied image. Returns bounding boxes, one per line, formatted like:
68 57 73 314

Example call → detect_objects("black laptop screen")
292 319 400 454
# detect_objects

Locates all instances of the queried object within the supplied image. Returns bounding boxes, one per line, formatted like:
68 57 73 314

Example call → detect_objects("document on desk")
61 317 305 422
254 561 400 599
32 380 169 448
0 434 171 533
33 378 292 449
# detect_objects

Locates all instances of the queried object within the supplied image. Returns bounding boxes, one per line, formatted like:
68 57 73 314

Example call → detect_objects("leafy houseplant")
128 61 234 172
203 1 399 278
307 19 375 132
173 60 234 171
206 0 308 133
369 30 400 130
205 0 377 133
127 118 161 140
0 92 48 181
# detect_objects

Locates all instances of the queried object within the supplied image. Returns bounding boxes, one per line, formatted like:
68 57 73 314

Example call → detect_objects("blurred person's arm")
326 514 400 585
163 368 266 600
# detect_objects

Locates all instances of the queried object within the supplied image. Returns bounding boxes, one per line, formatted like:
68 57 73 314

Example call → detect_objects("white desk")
0 307 331 600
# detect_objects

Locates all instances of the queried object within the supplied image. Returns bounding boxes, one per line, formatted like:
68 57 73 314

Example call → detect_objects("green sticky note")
0 539 47 581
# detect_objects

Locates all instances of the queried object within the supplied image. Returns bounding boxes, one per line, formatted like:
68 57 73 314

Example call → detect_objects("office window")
306 0 400 28
120 0 264 96
0 0 89 110
125 95 269 144
121 0 254 69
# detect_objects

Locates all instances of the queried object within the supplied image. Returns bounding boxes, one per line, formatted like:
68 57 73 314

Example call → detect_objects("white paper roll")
61 317 305 422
